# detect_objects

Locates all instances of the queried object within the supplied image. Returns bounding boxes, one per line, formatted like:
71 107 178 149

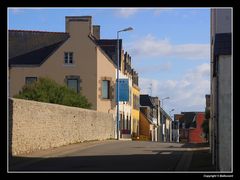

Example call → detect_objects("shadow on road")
10 153 181 171
9 143 215 172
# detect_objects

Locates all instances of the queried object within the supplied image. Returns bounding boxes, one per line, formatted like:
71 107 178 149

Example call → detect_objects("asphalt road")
9 140 211 172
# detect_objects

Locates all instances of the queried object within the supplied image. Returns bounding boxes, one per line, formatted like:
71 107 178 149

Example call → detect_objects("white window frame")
25 77 37 85
102 80 110 99
64 52 74 64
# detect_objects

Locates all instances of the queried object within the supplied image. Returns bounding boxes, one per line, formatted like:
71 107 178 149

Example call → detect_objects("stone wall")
9 98 116 155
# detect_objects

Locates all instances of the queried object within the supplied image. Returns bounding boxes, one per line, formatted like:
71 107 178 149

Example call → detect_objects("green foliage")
14 77 92 109
139 135 150 141
205 108 210 120
202 119 209 139
202 108 210 140
131 132 139 140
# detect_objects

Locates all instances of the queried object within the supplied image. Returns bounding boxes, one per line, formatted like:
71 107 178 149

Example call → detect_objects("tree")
202 119 209 138
205 108 210 119
14 77 92 109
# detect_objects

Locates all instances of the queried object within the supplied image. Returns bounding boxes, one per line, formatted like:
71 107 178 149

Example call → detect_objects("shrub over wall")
14 77 92 109
139 135 150 141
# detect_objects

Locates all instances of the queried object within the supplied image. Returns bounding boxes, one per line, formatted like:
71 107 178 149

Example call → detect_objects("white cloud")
138 78 159 95
184 63 210 80
10 8 45 15
10 8 24 14
153 8 174 16
136 62 172 74
127 34 210 60
139 63 210 114
173 44 210 60
115 8 138 18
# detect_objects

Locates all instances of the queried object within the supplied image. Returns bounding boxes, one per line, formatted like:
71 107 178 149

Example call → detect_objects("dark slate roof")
214 33 231 56
10 41 65 66
139 110 155 124
140 94 154 108
150 96 159 107
9 30 69 65
160 107 171 120
95 39 122 68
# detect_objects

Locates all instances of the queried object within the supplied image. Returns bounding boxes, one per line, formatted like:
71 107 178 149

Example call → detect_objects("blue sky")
8 8 210 115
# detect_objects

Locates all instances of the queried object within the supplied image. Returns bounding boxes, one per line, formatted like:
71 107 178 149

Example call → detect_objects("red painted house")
188 112 206 143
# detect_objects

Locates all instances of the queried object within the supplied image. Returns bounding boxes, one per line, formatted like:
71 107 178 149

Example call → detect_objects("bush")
139 135 150 141
201 119 209 140
131 132 139 141
14 77 92 109
202 108 210 141
205 108 210 119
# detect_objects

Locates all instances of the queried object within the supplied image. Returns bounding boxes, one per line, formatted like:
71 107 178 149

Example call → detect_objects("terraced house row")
9 16 141 140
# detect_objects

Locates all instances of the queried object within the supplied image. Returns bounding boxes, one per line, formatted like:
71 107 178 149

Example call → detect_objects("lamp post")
169 108 175 119
169 108 174 142
116 27 133 140
161 96 170 110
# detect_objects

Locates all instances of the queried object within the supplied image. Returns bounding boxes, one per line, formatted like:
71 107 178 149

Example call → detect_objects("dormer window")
64 52 73 64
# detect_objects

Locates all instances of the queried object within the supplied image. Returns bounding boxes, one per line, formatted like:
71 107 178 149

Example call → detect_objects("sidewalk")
9 140 116 170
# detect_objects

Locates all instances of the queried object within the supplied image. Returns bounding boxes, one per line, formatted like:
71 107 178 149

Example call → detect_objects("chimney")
93 25 100 40
65 16 92 36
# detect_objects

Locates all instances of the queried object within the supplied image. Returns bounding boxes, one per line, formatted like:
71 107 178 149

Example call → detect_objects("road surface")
9 140 212 172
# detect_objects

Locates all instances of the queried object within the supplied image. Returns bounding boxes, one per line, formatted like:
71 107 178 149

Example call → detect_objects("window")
120 114 123 130
128 116 131 131
67 79 79 93
64 52 73 64
133 95 139 110
123 113 125 130
129 88 132 105
25 77 37 85
213 56 218 77
102 80 110 99
66 76 80 93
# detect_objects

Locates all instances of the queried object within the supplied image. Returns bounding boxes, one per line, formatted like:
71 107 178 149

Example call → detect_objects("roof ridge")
97 39 123 42
9 29 68 34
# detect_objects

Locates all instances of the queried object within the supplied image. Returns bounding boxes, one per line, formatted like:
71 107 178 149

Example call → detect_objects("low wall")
9 98 116 155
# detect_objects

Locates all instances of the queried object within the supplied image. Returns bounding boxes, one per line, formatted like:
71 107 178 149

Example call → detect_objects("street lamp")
116 27 133 140
161 97 170 110
169 108 174 142
169 108 175 117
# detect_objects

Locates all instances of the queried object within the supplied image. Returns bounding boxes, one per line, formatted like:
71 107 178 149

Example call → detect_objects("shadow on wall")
110 81 116 111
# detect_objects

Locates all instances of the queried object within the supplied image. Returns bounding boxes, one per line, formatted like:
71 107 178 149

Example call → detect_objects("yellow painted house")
120 51 140 139
131 71 140 138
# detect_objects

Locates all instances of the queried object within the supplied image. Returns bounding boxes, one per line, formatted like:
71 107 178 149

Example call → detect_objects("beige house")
9 16 117 113
93 40 137 139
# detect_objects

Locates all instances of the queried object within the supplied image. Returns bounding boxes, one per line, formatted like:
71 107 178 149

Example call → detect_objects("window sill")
101 98 111 101
63 64 76 67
